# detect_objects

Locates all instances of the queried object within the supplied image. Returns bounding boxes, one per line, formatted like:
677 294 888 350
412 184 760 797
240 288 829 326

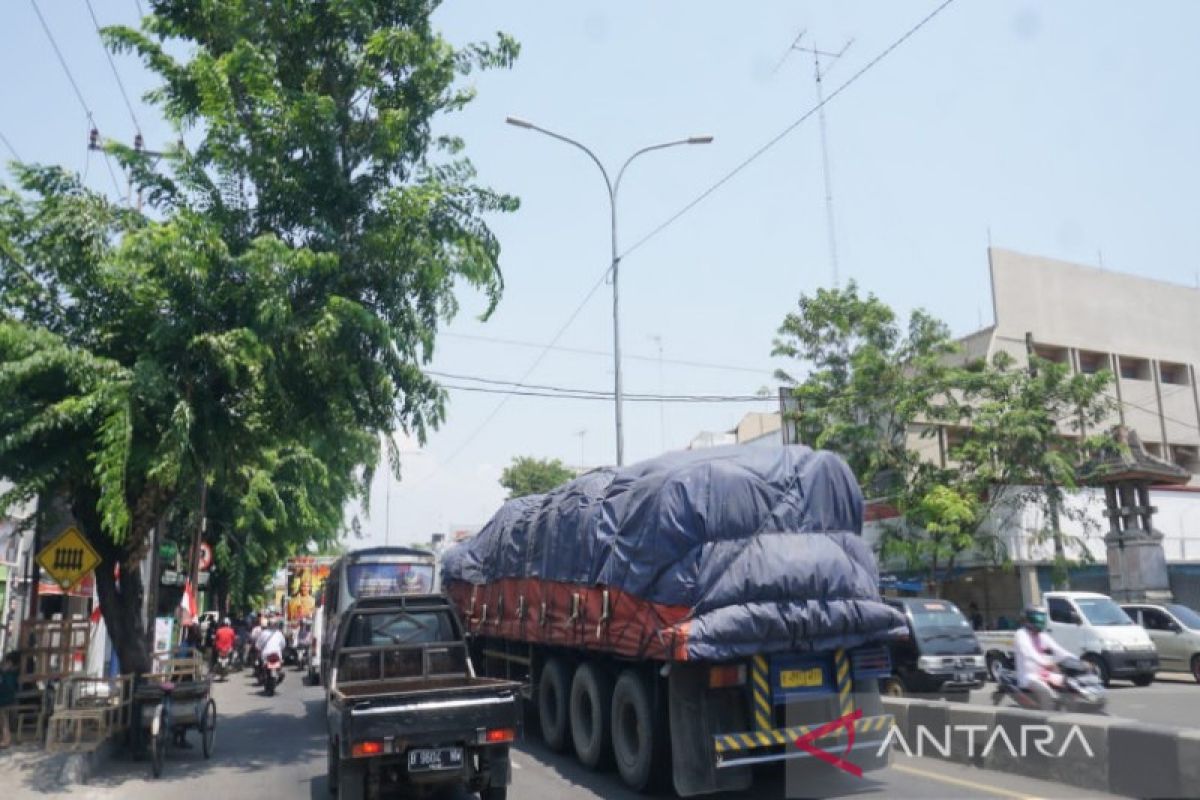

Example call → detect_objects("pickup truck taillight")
477 727 515 744
351 740 385 757
708 663 747 689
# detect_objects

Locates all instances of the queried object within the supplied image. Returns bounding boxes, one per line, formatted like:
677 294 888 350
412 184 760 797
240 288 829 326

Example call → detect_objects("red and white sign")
198 542 213 572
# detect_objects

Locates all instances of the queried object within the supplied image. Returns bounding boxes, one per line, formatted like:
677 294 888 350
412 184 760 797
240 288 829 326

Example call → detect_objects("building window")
1118 356 1152 381
1160 361 1191 386
1173 445 1200 474
1145 441 1164 458
1076 350 1109 375
943 427 969 460
1032 344 1069 365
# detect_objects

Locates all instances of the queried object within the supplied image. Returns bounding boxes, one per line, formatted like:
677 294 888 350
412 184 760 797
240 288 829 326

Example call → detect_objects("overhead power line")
0 130 20 162
427 370 767 401
84 0 143 134
441 332 775 376
441 384 771 404
619 0 960 261
433 270 610 471
29 0 124 198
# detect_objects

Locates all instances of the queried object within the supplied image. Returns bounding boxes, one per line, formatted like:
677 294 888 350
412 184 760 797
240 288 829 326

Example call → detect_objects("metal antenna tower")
777 33 854 287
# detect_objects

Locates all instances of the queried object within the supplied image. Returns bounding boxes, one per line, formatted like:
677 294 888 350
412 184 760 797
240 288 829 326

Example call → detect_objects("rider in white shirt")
1013 606 1073 709
260 621 287 662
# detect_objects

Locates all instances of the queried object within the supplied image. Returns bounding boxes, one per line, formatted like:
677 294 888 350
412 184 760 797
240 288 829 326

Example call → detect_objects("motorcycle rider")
213 617 236 670
1013 605 1073 710
260 620 288 688
249 614 267 669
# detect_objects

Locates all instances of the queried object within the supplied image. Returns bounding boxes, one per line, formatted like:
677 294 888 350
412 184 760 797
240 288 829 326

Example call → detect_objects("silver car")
1121 603 1200 683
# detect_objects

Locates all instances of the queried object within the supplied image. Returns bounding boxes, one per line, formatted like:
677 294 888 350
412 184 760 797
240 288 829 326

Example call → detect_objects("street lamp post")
506 116 712 466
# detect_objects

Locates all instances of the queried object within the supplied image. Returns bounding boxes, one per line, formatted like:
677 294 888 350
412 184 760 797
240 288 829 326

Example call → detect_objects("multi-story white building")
873 248 1200 617
694 249 1200 618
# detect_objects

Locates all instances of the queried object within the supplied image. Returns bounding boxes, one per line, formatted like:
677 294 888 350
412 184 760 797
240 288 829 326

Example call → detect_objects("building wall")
988 248 1200 366
950 249 1200 482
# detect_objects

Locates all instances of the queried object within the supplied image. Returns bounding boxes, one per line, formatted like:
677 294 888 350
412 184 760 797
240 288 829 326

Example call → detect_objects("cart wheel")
150 707 167 778
201 699 217 759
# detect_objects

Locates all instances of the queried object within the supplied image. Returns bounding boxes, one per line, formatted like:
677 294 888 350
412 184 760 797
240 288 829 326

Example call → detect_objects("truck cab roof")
1044 591 1111 600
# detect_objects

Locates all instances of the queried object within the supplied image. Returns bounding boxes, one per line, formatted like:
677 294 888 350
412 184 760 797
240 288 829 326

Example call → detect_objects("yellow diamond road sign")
37 526 102 591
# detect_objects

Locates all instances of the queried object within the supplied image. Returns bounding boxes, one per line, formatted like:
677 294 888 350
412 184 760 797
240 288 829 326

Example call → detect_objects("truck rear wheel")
611 669 665 792
570 662 614 769
538 657 574 753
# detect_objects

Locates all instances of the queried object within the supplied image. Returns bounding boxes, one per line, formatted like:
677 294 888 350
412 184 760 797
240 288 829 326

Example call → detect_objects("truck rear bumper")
712 712 893 769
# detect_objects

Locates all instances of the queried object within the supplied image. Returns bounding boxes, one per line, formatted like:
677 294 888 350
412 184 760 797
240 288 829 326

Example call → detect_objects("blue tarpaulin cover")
441 445 906 660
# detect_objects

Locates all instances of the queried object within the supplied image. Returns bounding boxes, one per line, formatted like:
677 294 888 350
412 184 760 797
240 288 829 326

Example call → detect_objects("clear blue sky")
4 1 1199 546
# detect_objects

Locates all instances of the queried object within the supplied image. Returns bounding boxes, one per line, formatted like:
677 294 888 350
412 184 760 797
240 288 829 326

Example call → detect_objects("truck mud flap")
668 664 752 797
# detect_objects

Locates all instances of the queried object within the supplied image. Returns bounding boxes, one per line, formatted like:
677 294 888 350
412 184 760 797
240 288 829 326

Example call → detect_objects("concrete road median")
883 697 1198 797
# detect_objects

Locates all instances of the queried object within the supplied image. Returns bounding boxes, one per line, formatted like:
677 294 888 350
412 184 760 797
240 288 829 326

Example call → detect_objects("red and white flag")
180 578 198 625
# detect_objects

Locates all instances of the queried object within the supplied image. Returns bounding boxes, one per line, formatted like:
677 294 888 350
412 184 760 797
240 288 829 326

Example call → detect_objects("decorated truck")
441 445 906 796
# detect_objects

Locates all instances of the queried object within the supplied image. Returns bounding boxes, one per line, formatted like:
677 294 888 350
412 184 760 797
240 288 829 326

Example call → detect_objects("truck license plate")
780 667 824 689
407 747 464 772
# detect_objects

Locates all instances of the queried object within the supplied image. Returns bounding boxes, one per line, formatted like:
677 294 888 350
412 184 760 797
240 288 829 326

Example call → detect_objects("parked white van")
977 591 1158 687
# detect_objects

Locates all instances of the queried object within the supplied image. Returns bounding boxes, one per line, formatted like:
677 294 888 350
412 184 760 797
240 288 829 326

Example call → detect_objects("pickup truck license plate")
780 667 824 689
408 747 463 772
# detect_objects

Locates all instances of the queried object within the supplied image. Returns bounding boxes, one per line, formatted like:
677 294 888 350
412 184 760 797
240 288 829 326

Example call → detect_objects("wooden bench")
45 675 133 753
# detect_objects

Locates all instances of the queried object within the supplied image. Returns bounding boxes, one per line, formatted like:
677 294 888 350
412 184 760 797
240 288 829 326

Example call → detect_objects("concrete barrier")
882 696 1198 798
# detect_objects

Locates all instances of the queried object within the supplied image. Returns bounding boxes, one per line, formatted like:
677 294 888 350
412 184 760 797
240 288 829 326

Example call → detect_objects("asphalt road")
4 668 1126 800
966 671 1200 729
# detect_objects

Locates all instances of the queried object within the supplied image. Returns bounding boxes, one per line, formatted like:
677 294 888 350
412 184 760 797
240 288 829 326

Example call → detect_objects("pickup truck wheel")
480 786 508 800
881 677 905 698
986 653 1008 683
336 760 365 800
538 657 573 753
1132 673 1154 687
570 662 614 769
1192 655 1200 684
611 669 664 792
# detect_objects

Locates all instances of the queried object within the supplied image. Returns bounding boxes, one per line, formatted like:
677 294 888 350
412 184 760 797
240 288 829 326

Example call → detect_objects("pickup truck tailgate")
337 678 522 744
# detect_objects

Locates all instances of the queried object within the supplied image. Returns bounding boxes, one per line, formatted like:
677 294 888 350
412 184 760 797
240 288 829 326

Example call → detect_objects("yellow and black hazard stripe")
751 654 771 730
834 648 854 719
712 714 894 755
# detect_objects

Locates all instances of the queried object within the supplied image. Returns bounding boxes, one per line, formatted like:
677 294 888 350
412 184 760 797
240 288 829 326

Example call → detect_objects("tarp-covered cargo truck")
441 445 906 796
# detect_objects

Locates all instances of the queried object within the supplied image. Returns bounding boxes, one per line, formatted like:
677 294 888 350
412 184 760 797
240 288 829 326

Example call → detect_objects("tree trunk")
73 487 166 677
93 553 152 675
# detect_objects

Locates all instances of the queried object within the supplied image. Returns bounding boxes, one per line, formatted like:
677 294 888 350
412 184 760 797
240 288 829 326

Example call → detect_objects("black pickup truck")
326 594 521 800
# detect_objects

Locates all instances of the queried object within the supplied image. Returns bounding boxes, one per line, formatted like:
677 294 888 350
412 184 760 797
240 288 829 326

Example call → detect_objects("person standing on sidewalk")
0 651 19 749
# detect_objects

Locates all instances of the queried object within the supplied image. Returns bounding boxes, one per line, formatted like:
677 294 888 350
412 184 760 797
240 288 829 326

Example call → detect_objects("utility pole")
649 335 667 453
777 32 854 287
88 130 168 211
1025 331 1068 588
506 117 712 465
575 429 587 471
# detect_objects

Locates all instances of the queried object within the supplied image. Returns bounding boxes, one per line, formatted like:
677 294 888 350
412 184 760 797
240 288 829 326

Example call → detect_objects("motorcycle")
262 652 285 697
213 647 233 682
991 655 1106 713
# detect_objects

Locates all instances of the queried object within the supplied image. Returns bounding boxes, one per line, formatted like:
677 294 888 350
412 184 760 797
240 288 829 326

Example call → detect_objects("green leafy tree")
775 285 1115 595
500 457 575 499
0 1 518 672
772 282 962 494
951 351 1115 588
